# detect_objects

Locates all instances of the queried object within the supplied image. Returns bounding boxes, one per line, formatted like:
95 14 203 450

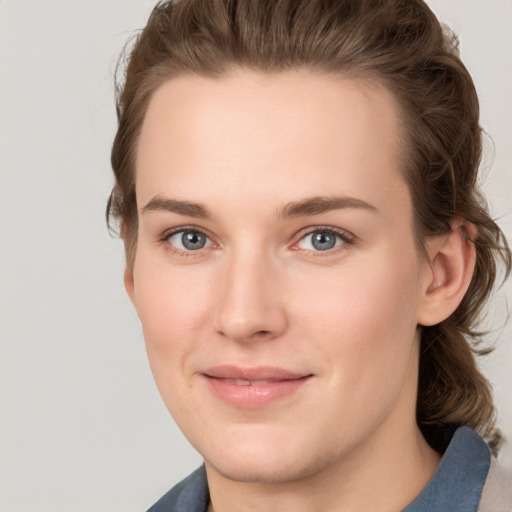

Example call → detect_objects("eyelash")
158 226 216 257
292 226 355 256
158 225 356 257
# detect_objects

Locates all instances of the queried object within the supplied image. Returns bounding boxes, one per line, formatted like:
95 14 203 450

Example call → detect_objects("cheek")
132 258 214 378
291 251 422 386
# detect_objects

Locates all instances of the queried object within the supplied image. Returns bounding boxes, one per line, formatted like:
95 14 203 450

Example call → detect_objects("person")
107 0 512 510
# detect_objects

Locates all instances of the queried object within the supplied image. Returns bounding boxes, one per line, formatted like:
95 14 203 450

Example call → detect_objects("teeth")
225 379 273 386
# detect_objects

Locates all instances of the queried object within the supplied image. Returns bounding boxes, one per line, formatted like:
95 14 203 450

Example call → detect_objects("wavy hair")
108 0 511 449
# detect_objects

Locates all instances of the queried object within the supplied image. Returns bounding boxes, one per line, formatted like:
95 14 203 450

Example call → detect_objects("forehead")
136 70 409 217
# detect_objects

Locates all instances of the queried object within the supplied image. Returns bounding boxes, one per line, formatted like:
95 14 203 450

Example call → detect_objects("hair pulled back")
108 0 511 449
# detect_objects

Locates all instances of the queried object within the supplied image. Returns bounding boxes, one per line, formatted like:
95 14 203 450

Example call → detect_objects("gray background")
0 1 510 511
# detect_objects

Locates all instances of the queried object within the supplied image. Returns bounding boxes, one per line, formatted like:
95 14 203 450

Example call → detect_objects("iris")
311 231 338 251
181 231 207 250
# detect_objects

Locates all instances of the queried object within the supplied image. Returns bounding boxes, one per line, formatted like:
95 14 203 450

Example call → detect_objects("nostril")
254 330 271 337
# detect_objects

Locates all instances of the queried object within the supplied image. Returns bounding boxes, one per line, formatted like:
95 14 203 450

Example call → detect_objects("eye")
297 229 347 251
166 229 213 251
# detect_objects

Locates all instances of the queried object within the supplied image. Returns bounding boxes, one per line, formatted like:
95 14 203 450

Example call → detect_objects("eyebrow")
140 195 378 219
140 197 210 218
278 196 378 219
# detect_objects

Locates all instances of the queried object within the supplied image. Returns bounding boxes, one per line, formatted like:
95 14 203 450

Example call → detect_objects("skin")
125 70 476 512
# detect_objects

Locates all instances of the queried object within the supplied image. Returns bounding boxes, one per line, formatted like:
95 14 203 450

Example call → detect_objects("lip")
202 365 313 408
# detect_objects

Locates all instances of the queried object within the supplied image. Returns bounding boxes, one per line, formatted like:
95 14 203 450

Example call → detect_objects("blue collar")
404 426 490 512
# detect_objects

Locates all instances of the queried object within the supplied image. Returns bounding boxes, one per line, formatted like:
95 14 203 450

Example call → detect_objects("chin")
205 452 320 484
200 427 346 485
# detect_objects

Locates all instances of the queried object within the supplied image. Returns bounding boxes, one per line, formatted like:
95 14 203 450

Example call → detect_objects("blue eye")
297 230 345 251
167 230 212 251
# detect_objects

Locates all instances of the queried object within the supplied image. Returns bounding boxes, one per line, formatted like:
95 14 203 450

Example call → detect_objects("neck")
205 420 440 512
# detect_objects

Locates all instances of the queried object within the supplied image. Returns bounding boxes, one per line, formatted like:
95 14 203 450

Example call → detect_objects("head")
108 0 511 460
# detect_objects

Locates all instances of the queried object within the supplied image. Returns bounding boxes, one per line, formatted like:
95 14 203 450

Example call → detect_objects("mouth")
219 378 289 386
201 365 313 408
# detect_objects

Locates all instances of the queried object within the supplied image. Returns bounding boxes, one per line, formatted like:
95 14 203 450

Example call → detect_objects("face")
127 70 433 484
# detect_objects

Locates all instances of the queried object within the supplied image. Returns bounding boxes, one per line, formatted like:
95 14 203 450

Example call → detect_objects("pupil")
312 232 336 250
182 231 205 250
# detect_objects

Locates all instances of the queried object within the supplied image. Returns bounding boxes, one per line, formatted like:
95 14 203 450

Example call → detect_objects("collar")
404 426 490 512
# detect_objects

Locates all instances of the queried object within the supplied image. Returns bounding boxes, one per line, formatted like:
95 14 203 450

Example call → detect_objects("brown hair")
108 0 511 449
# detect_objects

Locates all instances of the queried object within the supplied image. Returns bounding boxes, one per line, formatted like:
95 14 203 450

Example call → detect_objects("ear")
124 266 136 305
120 220 137 305
417 221 477 326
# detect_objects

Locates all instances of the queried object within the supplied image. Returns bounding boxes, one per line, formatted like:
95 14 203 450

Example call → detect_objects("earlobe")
417 221 477 327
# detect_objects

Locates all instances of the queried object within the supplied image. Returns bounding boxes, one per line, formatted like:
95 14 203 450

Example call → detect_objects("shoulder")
478 457 512 512
146 466 209 512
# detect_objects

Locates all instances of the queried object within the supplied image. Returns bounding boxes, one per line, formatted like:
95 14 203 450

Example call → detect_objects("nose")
211 249 288 343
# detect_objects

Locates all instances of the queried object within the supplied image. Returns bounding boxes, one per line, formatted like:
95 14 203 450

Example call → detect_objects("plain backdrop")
0 1 511 511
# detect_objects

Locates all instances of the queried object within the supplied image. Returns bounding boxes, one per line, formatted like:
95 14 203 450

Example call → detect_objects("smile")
202 366 313 408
